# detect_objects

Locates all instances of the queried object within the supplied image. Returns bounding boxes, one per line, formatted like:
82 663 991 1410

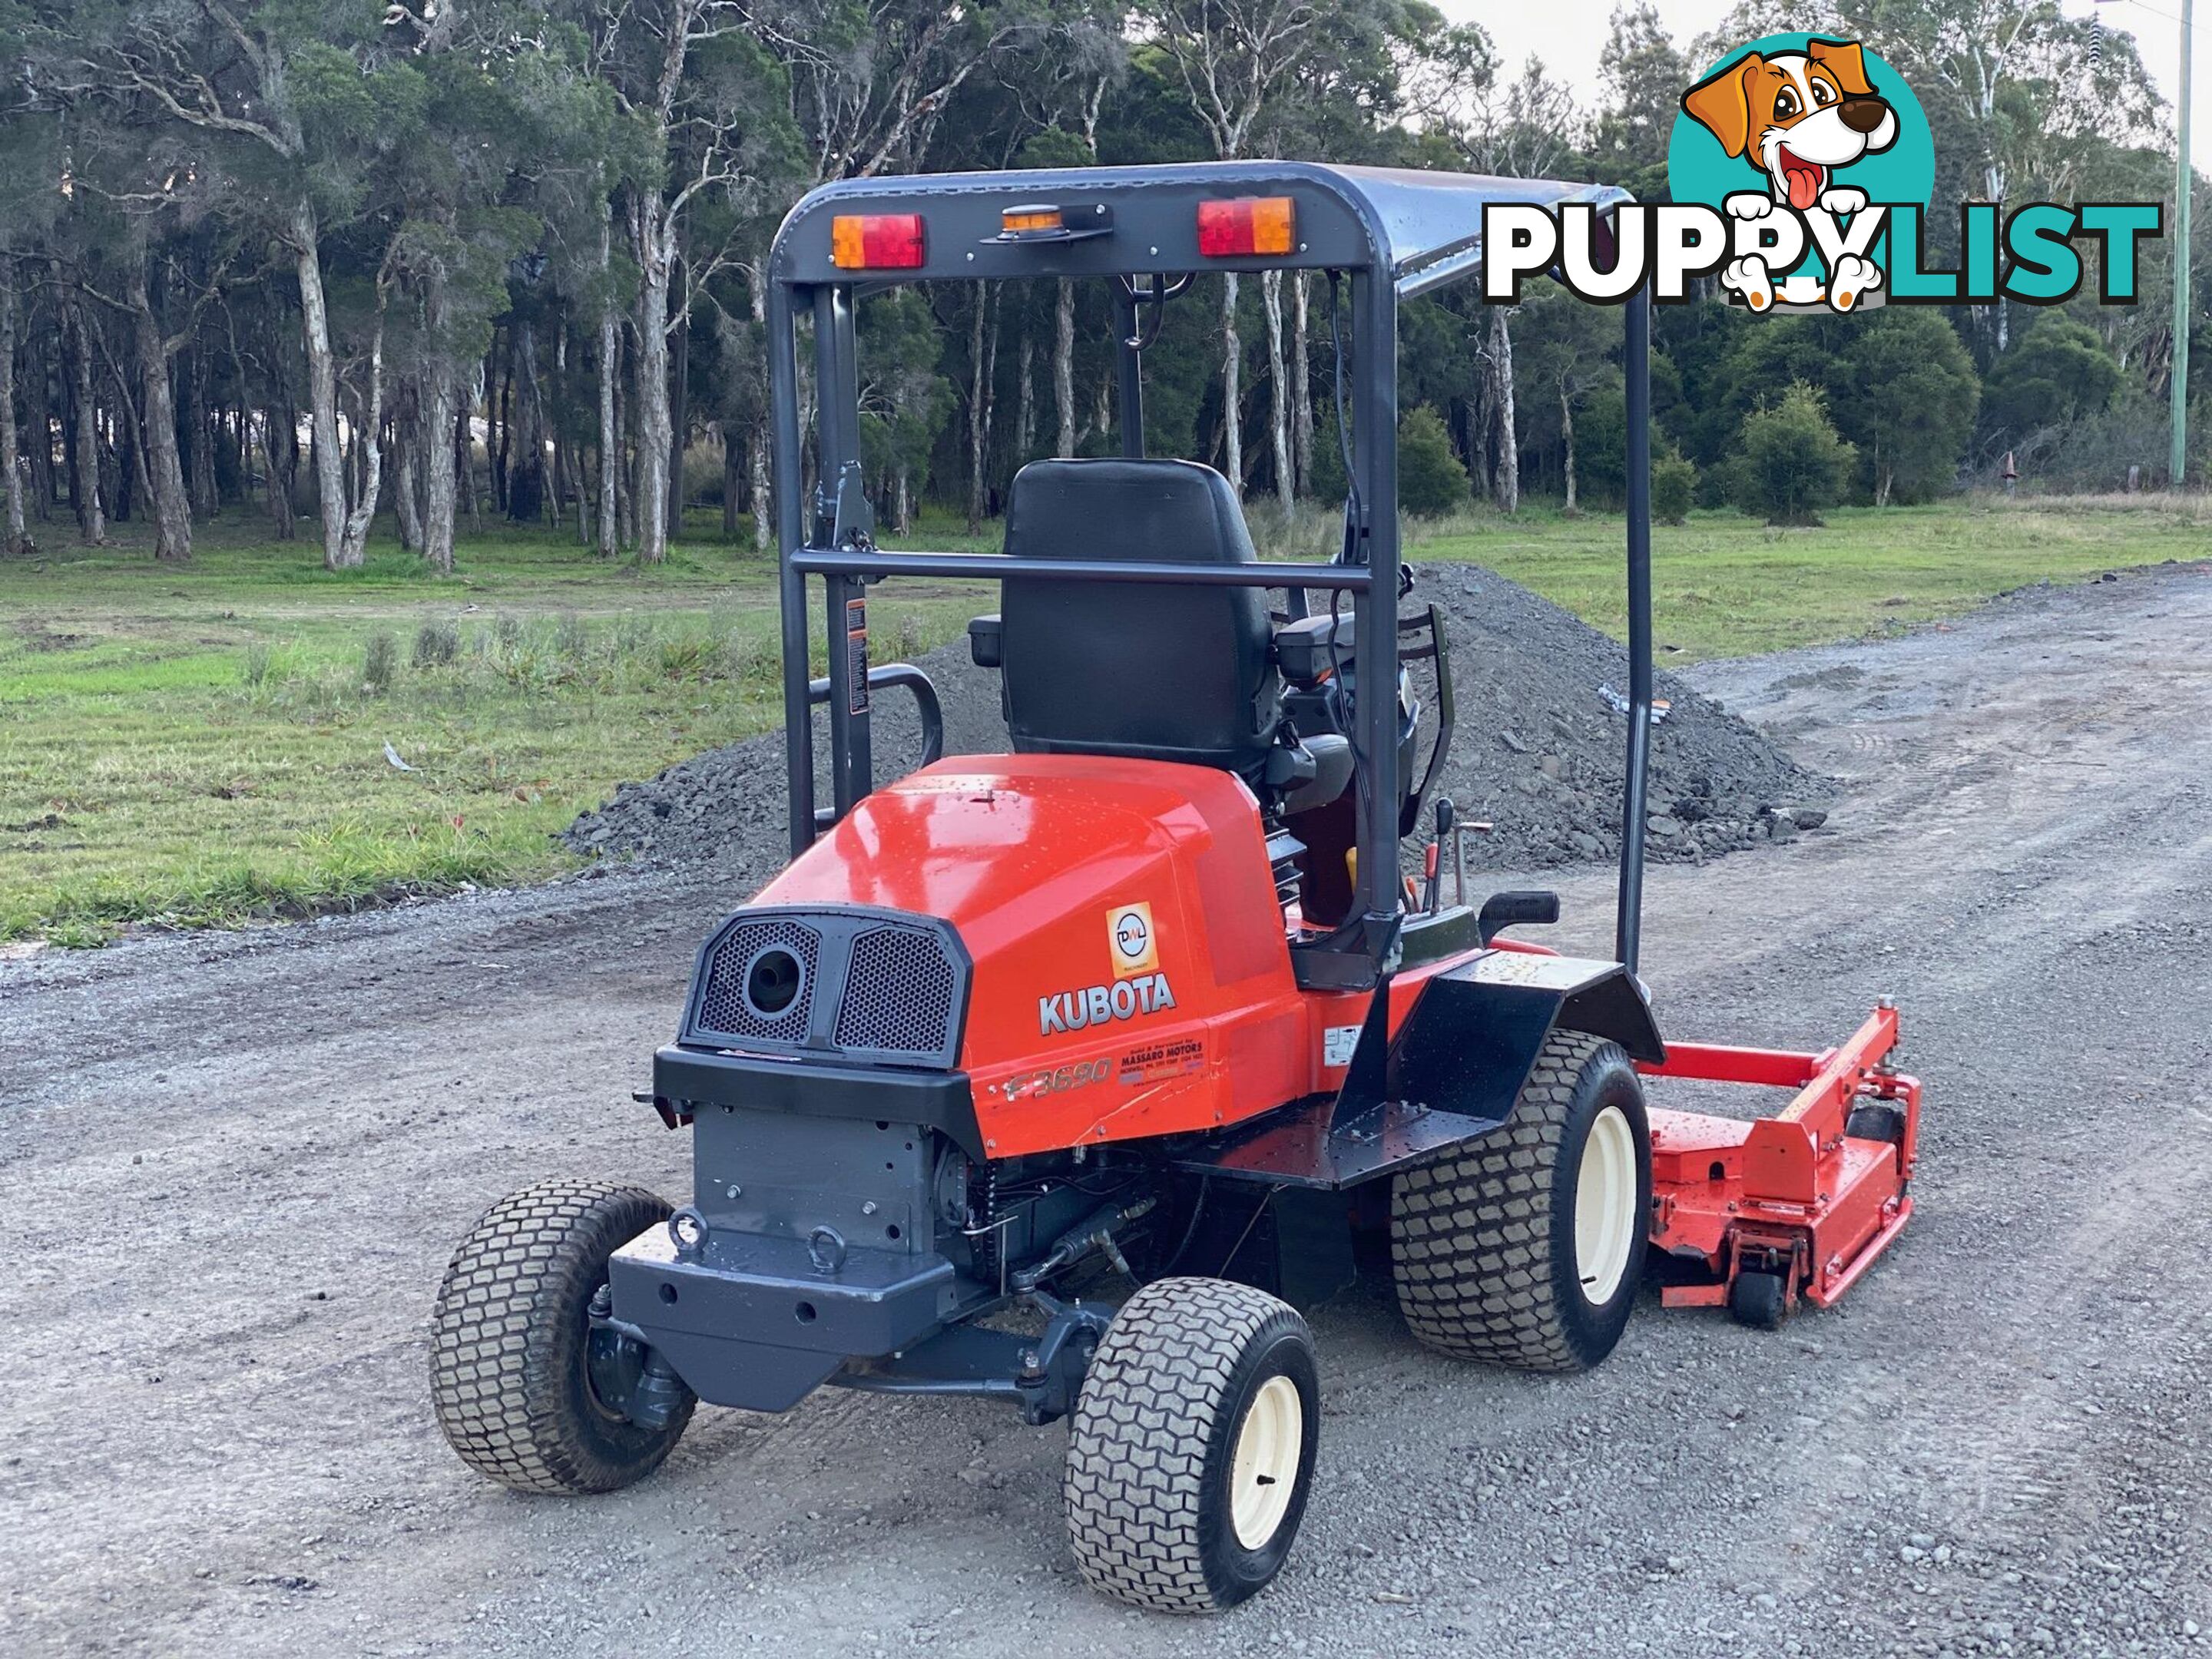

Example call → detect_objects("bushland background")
0 0 2198 942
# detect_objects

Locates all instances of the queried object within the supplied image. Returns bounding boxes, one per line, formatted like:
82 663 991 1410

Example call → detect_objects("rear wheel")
430 1179 694 1495
1390 1030 1651 1373
1064 1277 1319 1612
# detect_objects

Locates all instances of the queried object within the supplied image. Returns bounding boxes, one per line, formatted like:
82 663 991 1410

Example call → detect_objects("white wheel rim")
1228 1374 1303 1551
1575 1104 1637 1306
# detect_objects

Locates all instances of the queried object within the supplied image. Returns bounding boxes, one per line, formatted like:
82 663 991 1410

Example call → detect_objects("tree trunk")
965 283 999 532
106 404 131 522
667 277 689 534
595 208 621 558
1290 274 1312 498
127 267 191 561
1219 273 1243 496
555 322 580 541
101 336 150 528
632 197 675 564
289 203 353 568
749 279 772 551
491 339 511 515
224 322 252 512
446 398 469 539
720 422 741 539
1560 385 1577 513
265 390 297 541
58 280 104 544
334 289 388 568
1014 318 1035 468
507 319 545 525
423 341 459 575
1261 270 1292 514
187 346 218 518
393 386 424 552
1054 279 1078 458
0 263 28 556
614 336 635 551
26 328 55 524
1489 306 1520 514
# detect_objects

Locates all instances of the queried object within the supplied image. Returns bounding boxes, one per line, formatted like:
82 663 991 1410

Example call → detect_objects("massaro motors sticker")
1482 32 2161 314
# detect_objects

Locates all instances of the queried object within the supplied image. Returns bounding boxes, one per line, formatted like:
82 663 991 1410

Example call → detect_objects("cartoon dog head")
1681 38 1898 212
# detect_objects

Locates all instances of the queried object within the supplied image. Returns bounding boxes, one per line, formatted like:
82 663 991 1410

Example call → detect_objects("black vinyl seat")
995 459 1280 773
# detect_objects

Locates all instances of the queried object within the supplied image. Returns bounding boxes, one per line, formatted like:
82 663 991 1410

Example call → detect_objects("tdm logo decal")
1107 902 1158 977
1039 974 1176 1035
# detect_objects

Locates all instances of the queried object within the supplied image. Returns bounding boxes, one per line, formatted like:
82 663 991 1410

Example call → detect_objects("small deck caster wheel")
1846 1101 1906 1145
1727 1269 1791 1331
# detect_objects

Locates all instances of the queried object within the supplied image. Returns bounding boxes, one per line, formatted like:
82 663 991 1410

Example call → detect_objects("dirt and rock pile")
562 561 1827 873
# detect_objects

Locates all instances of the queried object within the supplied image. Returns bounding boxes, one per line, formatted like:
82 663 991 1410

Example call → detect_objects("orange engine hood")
755 754 1310 1153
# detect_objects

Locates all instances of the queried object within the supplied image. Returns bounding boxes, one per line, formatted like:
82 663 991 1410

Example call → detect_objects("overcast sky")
1442 0 2212 172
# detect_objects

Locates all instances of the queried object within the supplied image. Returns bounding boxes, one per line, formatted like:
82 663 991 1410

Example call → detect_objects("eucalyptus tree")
1135 0 1434 499
1412 42 1575 511
0 61 63 556
389 9 612 571
1512 280 1622 512
994 11 1127 459
15 1 445 566
1590 2 1692 201
758 0 1044 531
1132 0 1320 494
565 2 803 563
1246 0 1431 509
36 74 260 561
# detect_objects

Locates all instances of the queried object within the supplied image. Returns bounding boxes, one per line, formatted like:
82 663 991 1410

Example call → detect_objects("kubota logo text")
1040 974 1176 1035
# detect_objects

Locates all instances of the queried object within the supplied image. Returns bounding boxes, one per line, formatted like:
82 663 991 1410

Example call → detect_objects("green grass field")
2 495 2200 945
1409 494 2212 658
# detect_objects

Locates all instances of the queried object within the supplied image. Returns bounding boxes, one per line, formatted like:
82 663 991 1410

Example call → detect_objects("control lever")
1424 797 1454 913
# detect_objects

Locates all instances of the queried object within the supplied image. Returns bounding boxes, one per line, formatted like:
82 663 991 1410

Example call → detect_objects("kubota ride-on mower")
430 162 1922 1612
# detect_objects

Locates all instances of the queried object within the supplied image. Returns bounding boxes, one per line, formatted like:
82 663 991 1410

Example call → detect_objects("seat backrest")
999 459 1278 771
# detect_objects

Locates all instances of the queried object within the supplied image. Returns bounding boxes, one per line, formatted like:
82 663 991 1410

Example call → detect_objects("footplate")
1637 1003 1922 1320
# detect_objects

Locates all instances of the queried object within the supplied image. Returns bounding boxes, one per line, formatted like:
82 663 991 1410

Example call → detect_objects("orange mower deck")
1639 1003 1921 1320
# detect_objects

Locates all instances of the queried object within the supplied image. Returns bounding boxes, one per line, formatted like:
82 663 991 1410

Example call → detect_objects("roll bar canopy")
770 160 1631 298
763 161 1654 987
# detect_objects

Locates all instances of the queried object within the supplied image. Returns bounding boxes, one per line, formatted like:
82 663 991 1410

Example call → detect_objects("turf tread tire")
1064 1277 1316 1613
430 1179 693 1495
1390 1029 1647 1373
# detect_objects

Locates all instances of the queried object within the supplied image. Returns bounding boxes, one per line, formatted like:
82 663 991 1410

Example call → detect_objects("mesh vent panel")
836 926 959 1057
694 918 820 1044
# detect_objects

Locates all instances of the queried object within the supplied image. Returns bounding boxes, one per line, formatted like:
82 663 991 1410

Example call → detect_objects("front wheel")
429 1179 694 1495
1391 1029 1652 1373
1064 1277 1319 1613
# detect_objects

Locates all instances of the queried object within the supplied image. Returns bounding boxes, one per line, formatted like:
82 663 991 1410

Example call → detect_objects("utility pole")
2174 0 2194 486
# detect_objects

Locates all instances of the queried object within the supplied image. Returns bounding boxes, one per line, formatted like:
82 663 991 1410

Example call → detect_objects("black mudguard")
1372 949 1666 1128
1168 950 1664 1193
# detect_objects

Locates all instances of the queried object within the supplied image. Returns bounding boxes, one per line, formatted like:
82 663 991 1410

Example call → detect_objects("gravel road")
4 565 2209 1658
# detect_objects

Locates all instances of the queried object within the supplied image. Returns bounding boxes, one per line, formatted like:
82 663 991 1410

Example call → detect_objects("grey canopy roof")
770 160 1633 297
1300 163 1631 293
